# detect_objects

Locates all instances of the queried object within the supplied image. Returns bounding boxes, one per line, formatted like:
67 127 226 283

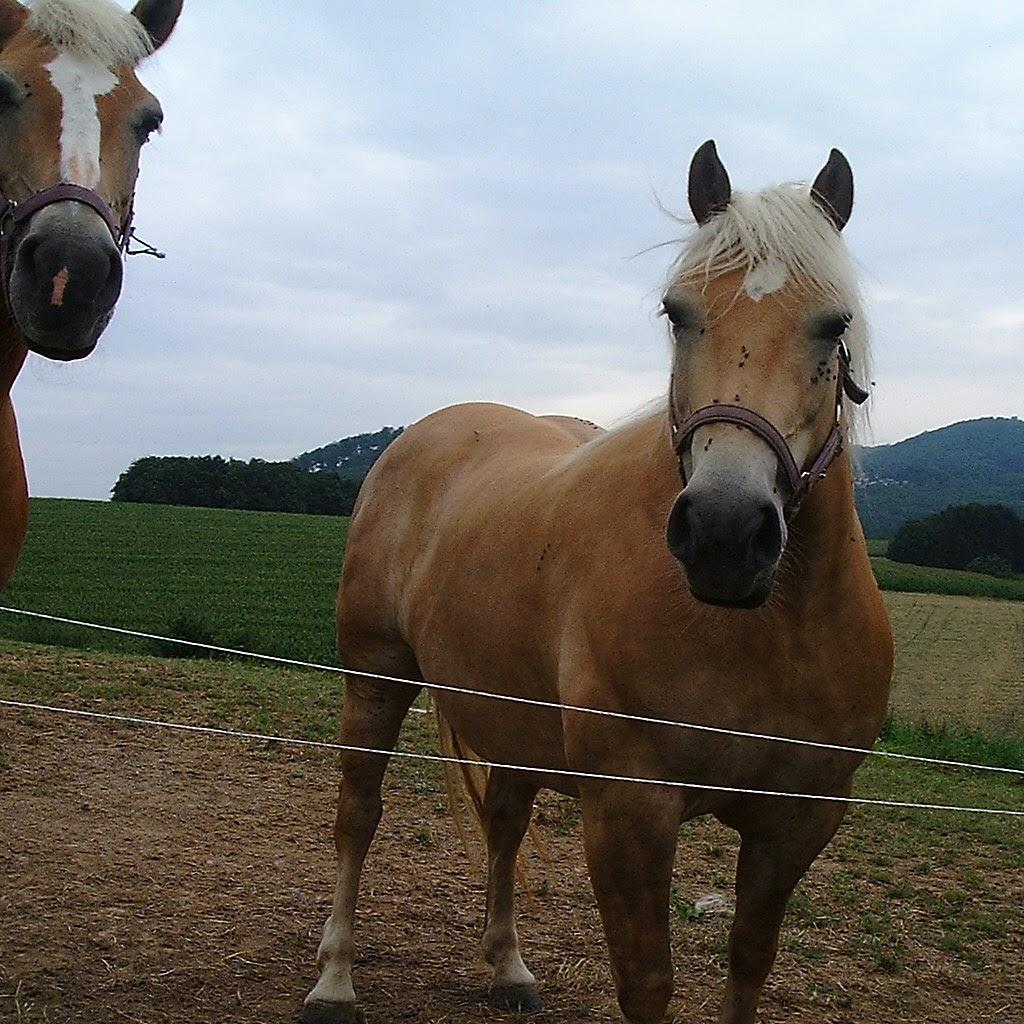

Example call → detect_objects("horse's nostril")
665 492 695 562
18 237 40 273
104 249 124 298
750 503 783 564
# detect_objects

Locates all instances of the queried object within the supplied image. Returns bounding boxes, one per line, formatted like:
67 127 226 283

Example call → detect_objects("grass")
0 498 347 664
2 500 1021 744
871 557 1024 602
1 501 1020 674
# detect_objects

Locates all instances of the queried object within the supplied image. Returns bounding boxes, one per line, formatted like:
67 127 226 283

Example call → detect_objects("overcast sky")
13 1 1024 499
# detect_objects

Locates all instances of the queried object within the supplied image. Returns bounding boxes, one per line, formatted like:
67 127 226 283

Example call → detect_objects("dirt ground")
1 709 1021 1024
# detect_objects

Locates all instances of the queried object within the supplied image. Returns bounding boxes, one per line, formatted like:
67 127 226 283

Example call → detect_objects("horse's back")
339 403 599 651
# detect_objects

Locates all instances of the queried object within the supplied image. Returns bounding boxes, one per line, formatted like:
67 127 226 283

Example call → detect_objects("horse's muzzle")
666 489 784 608
8 205 123 360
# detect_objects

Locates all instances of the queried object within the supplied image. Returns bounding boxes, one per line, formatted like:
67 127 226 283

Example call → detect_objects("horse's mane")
28 0 152 67
668 184 872 440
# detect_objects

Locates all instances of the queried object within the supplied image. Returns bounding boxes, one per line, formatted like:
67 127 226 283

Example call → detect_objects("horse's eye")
813 312 852 342
134 110 163 144
0 75 24 113
661 297 697 333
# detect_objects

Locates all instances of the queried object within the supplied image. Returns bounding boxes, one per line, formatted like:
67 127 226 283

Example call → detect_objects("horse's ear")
131 0 183 53
688 139 732 226
811 148 854 232
0 0 27 50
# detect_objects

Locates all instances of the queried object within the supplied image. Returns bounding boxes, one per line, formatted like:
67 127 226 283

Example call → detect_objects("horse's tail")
434 703 549 887
436 704 489 869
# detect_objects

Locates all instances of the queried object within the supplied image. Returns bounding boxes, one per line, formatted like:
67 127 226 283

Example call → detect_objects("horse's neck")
0 319 28 590
1 321 27 402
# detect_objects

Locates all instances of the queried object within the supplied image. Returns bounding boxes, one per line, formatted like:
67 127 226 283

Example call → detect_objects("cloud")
12 1 1024 498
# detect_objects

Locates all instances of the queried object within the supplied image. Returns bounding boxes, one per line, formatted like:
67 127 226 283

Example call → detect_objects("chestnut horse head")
662 140 870 608
0 0 181 362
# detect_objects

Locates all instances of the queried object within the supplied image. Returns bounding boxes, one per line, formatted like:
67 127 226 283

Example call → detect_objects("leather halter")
0 182 132 325
0 182 130 250
669 343 869 518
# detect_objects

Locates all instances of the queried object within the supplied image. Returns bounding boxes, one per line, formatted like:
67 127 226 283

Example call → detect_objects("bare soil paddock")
2 677 1022 1024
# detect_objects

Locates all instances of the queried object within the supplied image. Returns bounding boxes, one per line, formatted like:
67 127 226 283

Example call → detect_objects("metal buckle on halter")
0 198 16 236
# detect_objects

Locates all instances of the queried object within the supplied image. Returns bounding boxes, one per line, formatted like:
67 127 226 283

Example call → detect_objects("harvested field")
885 592 1024 737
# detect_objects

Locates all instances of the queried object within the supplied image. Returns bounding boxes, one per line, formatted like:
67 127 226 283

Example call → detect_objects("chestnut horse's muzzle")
666 488 783 607
0 183 131 360
665 342 870 607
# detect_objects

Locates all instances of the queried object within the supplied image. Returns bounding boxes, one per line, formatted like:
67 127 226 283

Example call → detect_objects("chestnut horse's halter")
669 341 870 519
0 181 162 319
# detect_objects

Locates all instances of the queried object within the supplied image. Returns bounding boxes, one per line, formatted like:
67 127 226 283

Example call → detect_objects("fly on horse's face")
663 141 867 609
0 0 181 361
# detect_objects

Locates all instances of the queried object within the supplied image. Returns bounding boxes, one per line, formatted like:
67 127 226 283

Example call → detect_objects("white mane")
669 184 872 437
28 0 152 67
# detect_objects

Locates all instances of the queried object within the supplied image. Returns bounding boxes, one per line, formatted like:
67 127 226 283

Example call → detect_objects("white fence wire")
0 605 1021 819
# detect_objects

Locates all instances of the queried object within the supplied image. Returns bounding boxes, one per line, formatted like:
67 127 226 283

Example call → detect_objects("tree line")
888 503 1024 577
111 456 361 516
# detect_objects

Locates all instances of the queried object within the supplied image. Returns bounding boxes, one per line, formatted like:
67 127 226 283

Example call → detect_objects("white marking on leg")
306 863 358 1005
45 52 118 188
484 920 537 989
307 916 356 1004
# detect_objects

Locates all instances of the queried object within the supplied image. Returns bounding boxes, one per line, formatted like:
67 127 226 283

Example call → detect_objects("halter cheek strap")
669 343 869 519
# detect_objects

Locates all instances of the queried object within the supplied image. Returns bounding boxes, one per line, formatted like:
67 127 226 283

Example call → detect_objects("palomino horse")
303 142 893 1024
0 0 181 589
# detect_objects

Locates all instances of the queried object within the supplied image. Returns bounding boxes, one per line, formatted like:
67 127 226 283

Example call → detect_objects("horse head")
663 140 870 608
0 0 181 362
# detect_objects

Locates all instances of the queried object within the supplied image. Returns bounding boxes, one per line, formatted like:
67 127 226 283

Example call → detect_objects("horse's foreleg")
580 781 684 1024
480 768 542 1012
302 673 422 1024
717 797 847 1024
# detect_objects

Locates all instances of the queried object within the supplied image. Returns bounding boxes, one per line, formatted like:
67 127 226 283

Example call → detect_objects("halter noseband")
669 343 869 519
0 182 138 329
0 182 131 252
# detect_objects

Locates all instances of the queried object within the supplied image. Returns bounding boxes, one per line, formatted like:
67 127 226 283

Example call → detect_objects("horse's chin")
686 574 775 610
16 311 109 362
23 337 99 362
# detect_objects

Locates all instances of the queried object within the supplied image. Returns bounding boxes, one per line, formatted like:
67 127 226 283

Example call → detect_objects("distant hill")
293 427 403 481
289 417 1024 540
855 418 1024 538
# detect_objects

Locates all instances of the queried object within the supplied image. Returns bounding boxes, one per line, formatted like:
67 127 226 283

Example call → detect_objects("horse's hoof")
488 983 544 1013
298 1000 365 1024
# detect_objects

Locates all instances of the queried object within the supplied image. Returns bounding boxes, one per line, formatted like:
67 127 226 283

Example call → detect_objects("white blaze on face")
743 258 788 302
45 52 118 188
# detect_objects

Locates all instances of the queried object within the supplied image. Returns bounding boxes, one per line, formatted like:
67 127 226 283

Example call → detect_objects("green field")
873 558 1024 601
1 499 1021 671
885 592 1024 739
0 499 347 664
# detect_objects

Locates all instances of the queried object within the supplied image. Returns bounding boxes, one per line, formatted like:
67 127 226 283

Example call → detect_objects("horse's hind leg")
716 796 847 1024
301 655 422 1024
480 768 543 1012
